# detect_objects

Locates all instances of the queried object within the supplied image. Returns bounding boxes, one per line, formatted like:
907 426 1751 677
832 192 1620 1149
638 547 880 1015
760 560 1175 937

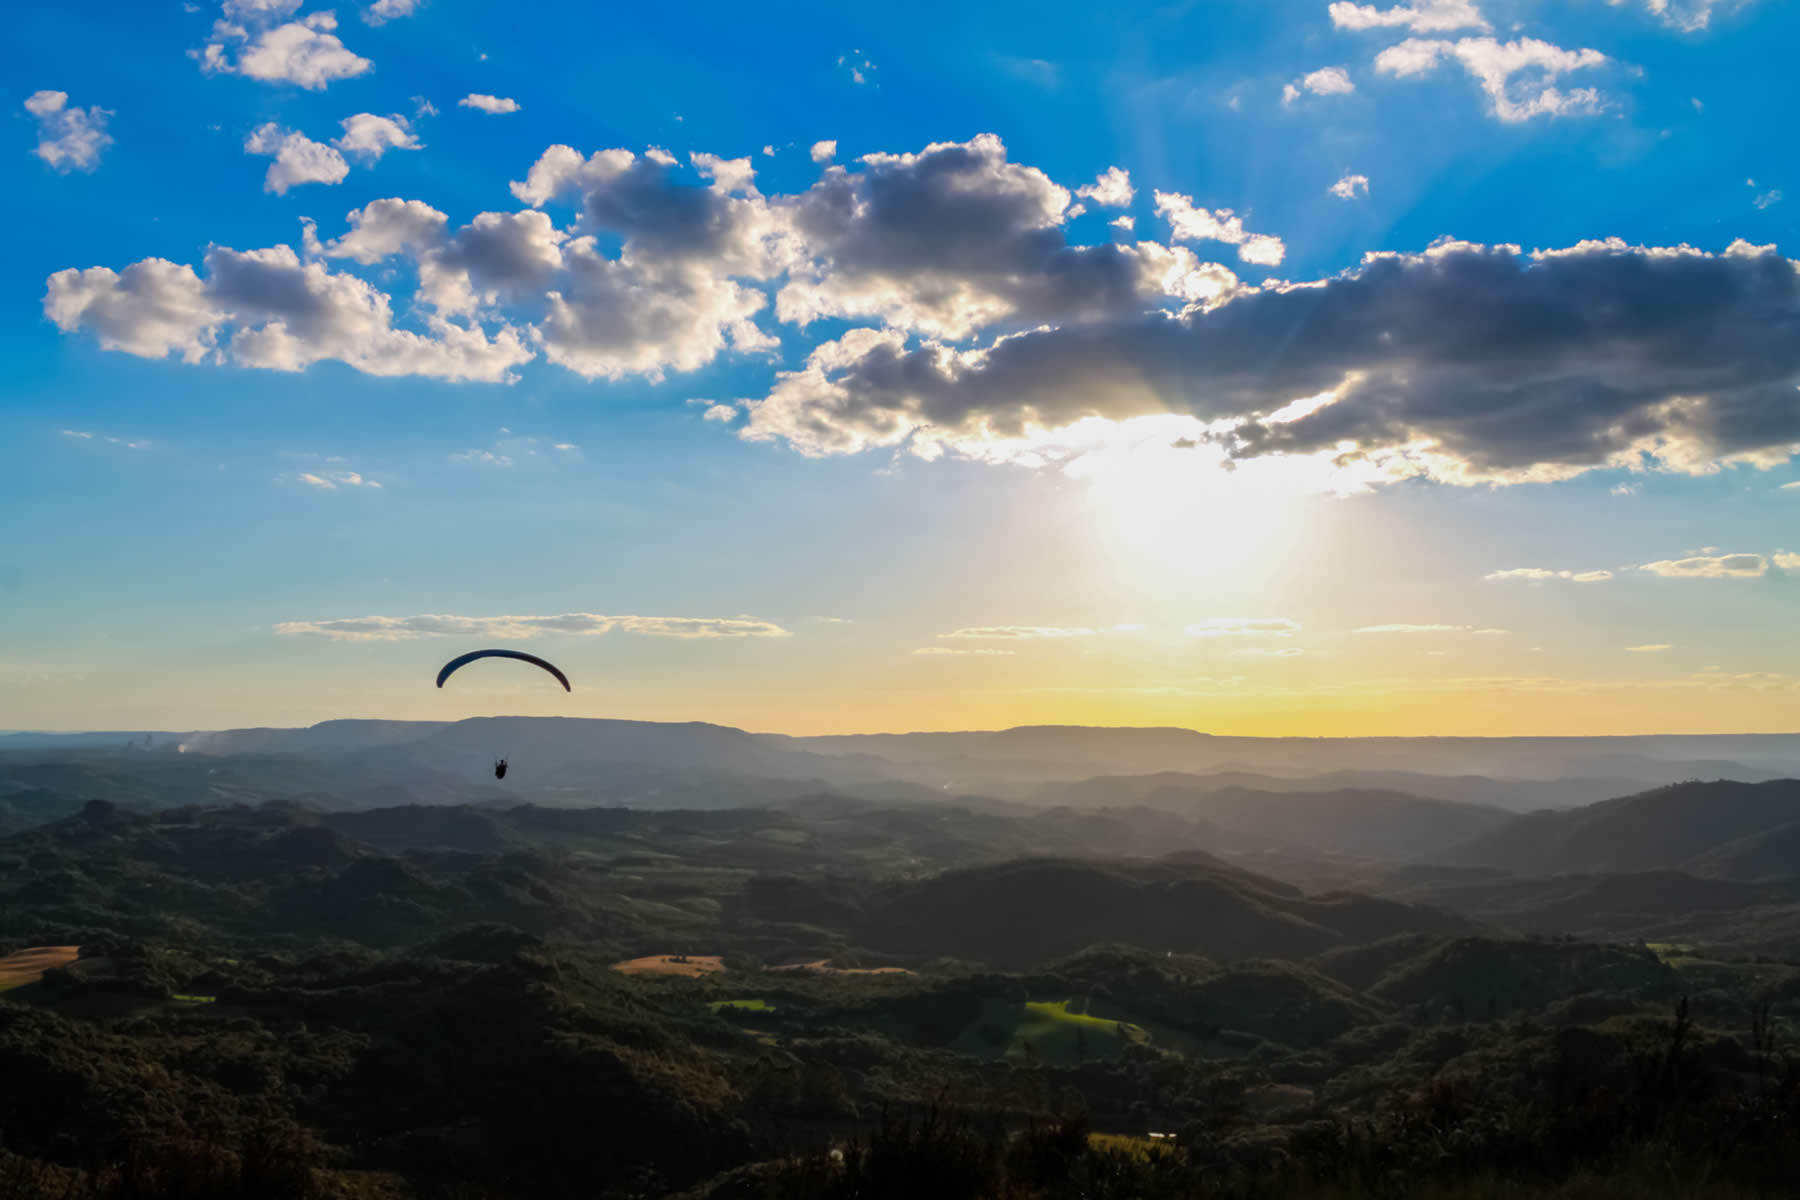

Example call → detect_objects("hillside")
1440 780 1800 879
849 856 1475 968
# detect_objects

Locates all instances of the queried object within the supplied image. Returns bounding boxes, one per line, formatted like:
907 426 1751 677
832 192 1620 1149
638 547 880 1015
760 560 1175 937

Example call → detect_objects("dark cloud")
745 239 1800 480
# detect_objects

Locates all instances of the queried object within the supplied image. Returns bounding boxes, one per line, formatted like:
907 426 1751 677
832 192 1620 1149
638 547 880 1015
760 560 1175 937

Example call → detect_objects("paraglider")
436 649 571 781
435 649 571 692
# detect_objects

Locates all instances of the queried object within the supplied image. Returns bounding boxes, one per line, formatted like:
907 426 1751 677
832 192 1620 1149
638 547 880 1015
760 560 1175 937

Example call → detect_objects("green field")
1647 942 1703 968
950 998 1150 1064
709 998 776 1014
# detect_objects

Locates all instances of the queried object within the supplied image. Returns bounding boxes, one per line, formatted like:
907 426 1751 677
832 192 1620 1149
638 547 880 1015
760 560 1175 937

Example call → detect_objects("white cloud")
1776 551 1800 569
1076 166 1134 207
1626 643 1672 652
61 428 149 449
1639 553 1768 578
460 93 520 114
810 139 837 164
1287 66 1356 103
200 10 372 90
277 612 793 640
702 403 738 422
1374 36 1608 122
1752 187 1782 210
1614 0 1754 34
1330 172 1370 199
1184 618 1300 637
325 197 450 264
47 243 531 381
295 469 380 489
363 0 419 24
246 123 349 194
938 625 1136 640
1485 567 1614 582
762 144 776 156
1329 0 1489 33
414 95 438 117
1110 215 1135 232
25 91 113 171
334 113 420 162
913 646 1014 656
1354 624 1468 633
1154 191 1285 265
1232 646 1303 658
1780 481 1800 490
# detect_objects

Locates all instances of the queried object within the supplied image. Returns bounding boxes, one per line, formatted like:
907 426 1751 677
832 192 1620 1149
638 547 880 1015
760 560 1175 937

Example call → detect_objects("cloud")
1374 36 1608 121
1752 187 1782 211
1329 0 1489 33
1639 553 1768 578
25 91 112 171
776 135 1233 339
277 612 793 640
810 139 837 164
1613 0 1753 34
334 113 421 162
1154 191 1285 265
1626 643 1672 652
1232 646 1303 657
937 625 1135 640
1776 551 1800 569
1485 567 1614 582
61 428 151 449
246 123 349 194
46 243 531 382
1354 624 1468 633
1286 66 1357 103
199 10 372 90
913 646 1014 656
325 197 450 263
294 469 380 489
363 0 419 23
1330 172 1370 199
702 403 738 422
1110 215 1135 232
1076 167 1134 207
1781 481 1800 490
460 93 520 114
737 238 1800 484
1184 618 1300 637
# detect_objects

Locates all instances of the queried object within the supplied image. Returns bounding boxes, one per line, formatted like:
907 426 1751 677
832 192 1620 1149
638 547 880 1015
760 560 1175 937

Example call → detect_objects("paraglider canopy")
435 649 571 692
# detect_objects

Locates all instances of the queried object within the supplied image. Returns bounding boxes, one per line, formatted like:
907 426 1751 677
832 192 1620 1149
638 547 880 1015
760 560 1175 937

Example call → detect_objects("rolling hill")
1438 780 1800 879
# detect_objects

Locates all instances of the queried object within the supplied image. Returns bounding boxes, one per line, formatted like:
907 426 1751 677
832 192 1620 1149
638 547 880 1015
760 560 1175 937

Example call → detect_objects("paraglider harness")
494 758 508 780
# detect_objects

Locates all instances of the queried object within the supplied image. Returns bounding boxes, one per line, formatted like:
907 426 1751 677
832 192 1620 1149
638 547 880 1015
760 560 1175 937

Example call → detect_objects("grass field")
1647 942 1704 968
708 998 776 1014
949 997 1150 1064
0 946 79 993
769 959 914 976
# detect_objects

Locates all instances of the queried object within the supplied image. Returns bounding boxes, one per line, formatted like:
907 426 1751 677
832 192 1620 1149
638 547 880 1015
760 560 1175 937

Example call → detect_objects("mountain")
1438 780 1800 879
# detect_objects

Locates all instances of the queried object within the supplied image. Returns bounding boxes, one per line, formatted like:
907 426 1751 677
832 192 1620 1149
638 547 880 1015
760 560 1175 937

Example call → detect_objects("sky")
3 0 1798 737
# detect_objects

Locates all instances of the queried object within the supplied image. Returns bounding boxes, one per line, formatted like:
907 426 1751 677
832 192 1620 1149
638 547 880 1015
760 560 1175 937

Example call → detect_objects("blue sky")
3 0 1798 735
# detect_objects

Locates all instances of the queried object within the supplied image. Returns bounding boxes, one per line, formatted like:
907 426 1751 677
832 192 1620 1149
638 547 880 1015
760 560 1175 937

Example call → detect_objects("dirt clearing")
0 946 79 992
612 954 726 977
